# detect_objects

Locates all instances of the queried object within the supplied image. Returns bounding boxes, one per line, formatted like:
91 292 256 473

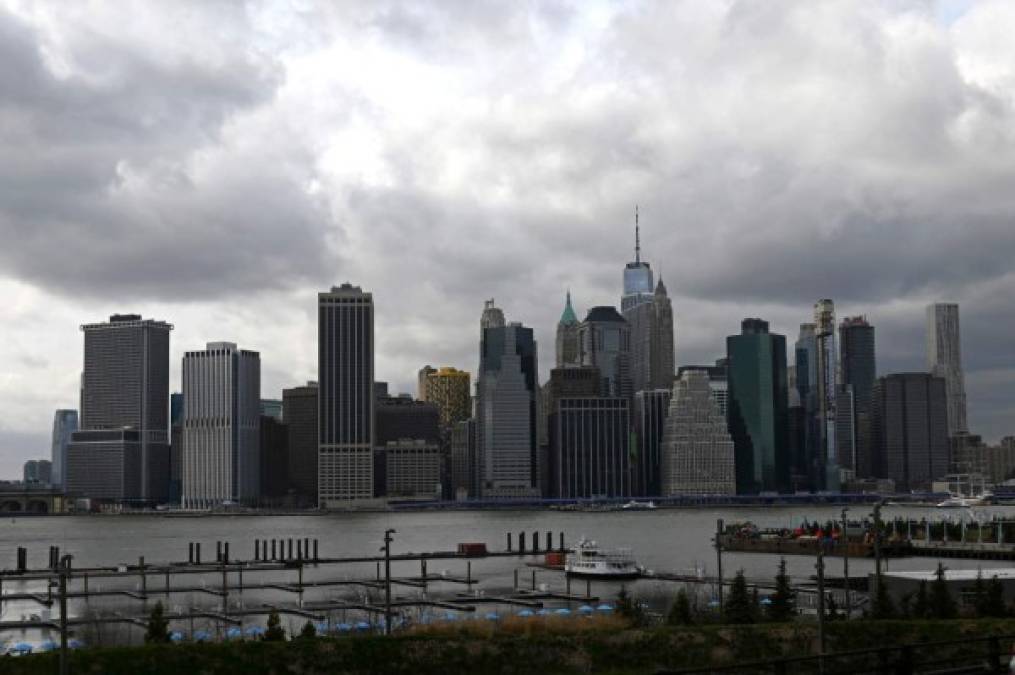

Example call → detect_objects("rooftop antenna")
635 205 641 264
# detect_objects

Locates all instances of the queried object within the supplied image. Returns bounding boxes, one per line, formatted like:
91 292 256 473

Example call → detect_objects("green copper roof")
559 290 578 325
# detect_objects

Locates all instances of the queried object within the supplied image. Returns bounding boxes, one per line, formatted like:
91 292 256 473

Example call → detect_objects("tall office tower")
50 409 78 488
169 393 183 504
871 373 949 491
660 370 736 496
840 316 877 477
813 300 840 492
181 342 261 509
68 314 172 503
374 393 441 496
555 291 581 367
421 367 472 434
621 216 675 393
548 397 631 499
794 323 819 489
726 318 790 494
259 415 289 503
578 307 632 398
450 418 476 500
835 388 856 479
417 365 437 400
282 382 318 506
633 389 671 497
621 209 654 312
318 284 375 506
676 360 728 418
476 306 540 498
926 303 967 435
23 459 53 485
380 439 443 499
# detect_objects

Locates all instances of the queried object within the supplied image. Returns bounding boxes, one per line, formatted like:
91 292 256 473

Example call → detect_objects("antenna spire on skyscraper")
635 205 641 264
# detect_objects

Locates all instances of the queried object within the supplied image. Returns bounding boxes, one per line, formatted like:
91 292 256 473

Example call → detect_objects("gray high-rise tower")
181 342 261 508
67 314 172 503
578 307 632 398
50 409 78 488
318 284 375 506
926 303 966 435
621 210 675 392
813 300 840 492
840 316 877 477
476 301 540 498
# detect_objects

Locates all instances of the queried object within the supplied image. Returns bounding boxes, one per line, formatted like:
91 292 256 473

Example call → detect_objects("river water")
2 504 1013 648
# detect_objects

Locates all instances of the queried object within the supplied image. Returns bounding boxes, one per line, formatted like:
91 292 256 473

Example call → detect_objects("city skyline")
3 2 1015 478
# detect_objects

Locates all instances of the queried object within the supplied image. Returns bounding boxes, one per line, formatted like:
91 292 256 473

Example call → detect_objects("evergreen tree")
616 586 646 625
264 610 286 641
144 601 170 644
766 558 796 622
723 570 755 624
871 578 896 619
983 576 1007 618
929 563 957 619
667 587 694 625
299 620 316 639
825 594 840 621
912 580 929 619
973 570 988 618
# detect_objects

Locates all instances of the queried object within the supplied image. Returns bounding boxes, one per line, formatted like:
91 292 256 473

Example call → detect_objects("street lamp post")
841 507 850 617
383 529 396 635
59 554 73 675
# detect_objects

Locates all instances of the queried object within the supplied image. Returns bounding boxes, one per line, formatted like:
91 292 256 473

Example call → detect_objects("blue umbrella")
484 612 500 621
596 604 614 612
10 642 33 655
193 630 211 642
226 627 242 640
37 640 58 652
517 609 535 618
315 622 329 634
554 608 571 616
578 605 594 614
169 631 185 643
337 623 352 632
354 621 371 632
536 609 550 617
244 626 265 637
760 597 773 606
67 639 85 649
443 612 459 621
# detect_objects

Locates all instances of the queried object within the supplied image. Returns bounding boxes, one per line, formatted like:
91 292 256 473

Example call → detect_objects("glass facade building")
726 318 790 494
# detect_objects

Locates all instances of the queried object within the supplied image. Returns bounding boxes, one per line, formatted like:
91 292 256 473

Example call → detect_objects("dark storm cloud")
0 6 337 300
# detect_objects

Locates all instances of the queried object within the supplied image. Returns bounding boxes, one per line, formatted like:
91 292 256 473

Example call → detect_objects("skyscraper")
871 373 949 491
840 316 877 476
420 367 472 434
555 291 581 367
621 212 675 393
476 302 539 498
660 370 735 496
68 314 173 503
548 397 631 499
50 409 78 488
813 299 840 492
676 360 728 418
318 284 375 506
181 342 261 508
24 459 52 485
417 365 437 400
578 307 632 398
726 318 790 494
633 388 671 497
794 323 819 488
283 382 318 506
926 303 967 435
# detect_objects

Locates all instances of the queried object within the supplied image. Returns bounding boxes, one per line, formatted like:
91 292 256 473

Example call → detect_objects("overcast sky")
2 0 1013 479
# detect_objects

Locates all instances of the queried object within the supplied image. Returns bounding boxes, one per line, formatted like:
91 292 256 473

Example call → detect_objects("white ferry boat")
564 538 642 578
936 492 993 508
